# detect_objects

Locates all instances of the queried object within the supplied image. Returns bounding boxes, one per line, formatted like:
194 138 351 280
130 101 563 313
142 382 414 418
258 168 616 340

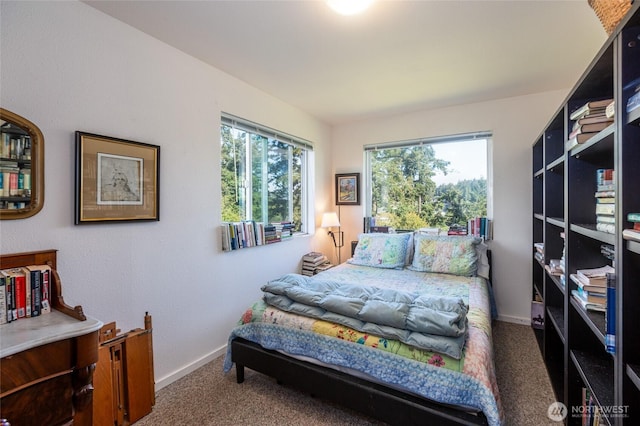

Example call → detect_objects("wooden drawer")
0 339 73 395
1 373 74 426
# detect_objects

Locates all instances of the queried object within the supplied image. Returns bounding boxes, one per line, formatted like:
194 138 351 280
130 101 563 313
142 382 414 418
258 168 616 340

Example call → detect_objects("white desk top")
0 310 103 358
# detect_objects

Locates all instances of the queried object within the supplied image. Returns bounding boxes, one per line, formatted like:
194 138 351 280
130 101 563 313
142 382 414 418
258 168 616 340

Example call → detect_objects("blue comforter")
261 273 468 359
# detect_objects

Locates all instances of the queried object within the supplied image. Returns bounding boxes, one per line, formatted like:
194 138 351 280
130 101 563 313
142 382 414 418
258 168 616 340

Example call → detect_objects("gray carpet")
135 321 557 425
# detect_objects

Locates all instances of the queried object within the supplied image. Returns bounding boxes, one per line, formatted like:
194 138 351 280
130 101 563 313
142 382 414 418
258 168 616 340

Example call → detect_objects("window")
220 113 312 233
365 132 490 231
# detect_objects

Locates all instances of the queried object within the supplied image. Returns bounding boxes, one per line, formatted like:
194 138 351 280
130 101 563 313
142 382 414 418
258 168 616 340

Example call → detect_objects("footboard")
231 338 488 426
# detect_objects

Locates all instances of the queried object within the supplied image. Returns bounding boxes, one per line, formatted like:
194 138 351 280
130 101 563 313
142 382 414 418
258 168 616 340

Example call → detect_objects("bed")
223 232 504 426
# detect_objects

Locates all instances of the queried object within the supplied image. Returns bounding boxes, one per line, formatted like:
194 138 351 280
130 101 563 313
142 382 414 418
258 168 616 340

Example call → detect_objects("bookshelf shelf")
626 364 640 392
546 156 565 172
570 298 605 345
547 273 565 295
546 306 565 343
627 107 640 126
570 224 616 245
570 126 615 159
532 5 640 424
571 350 614 426
546 217 564 228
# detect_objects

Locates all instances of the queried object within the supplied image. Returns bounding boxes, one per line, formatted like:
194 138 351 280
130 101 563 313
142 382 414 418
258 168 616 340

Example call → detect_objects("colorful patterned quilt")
224 263 504 426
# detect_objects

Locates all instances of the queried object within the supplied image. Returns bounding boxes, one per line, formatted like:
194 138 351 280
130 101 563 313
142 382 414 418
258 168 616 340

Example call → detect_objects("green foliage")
371 145 486 230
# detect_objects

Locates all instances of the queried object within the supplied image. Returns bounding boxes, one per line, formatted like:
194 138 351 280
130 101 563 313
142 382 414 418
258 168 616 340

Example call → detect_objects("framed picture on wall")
75 131 160 224
335 173 360 205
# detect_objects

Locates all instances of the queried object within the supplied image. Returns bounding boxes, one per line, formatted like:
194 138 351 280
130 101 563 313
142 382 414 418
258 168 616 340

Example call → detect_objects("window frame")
220 113 313 234
363 131 492 227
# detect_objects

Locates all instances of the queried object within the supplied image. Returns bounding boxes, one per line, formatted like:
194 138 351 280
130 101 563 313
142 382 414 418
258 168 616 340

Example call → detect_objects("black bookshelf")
531 4 640 424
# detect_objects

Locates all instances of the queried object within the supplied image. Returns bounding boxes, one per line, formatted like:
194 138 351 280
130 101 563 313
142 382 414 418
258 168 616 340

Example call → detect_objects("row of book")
1 129 31 161
595 168 615 235
467 217 493 240
566 99 614 150
1 264 52 324
0 160 31 198
445 218 493 239
221 220 294 251
301 252 332 276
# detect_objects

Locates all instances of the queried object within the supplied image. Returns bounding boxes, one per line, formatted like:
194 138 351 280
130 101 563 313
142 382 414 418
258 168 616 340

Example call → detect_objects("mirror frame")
0 108 45 219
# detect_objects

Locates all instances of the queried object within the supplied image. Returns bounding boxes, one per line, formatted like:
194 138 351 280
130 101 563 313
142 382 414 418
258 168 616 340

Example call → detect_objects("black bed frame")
232 338 489 425
231 248 493 425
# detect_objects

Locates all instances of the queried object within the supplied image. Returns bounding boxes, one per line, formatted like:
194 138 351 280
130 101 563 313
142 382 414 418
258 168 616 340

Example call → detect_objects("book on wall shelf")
468 217 492 240
221 220 284 251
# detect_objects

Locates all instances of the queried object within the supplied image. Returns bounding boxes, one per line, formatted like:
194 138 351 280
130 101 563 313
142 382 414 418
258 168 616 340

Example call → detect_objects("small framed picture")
75 131 160 224
335 173 360 205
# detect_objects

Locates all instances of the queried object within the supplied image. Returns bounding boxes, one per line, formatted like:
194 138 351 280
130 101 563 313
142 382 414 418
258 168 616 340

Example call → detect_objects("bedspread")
224 263 504 426
262 273 468 358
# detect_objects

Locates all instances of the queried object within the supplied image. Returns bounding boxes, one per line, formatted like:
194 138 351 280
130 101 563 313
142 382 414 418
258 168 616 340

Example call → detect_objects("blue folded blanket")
261 273 469 359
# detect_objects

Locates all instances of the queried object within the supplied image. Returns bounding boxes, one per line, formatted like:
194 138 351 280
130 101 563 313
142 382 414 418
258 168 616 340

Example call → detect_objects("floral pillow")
408 234 480 276
348 233 412 269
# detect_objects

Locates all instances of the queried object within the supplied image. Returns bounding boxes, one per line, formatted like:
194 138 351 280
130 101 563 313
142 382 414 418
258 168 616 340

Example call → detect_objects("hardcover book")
26 264 52 314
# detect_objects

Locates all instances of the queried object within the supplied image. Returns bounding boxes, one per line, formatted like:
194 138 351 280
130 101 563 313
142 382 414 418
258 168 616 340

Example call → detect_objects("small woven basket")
588 0 632 35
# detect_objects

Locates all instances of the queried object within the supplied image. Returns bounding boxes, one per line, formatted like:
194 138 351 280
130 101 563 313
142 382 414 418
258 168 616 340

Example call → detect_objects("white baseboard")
496 314 531 326
154 344 227 391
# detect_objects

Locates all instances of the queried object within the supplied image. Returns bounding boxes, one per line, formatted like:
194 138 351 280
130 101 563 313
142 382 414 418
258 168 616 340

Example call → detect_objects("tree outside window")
367 136 488 231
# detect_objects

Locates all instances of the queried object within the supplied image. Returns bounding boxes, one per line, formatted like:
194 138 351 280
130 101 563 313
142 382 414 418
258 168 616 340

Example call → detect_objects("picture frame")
335 173 360 205
75 131 160 224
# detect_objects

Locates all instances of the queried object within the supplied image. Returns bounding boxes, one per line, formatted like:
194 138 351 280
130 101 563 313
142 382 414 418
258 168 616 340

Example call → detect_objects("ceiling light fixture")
326 0 374 16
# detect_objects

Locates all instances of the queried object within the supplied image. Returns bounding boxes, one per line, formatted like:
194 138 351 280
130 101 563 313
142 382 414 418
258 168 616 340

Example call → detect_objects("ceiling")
85 0 607 125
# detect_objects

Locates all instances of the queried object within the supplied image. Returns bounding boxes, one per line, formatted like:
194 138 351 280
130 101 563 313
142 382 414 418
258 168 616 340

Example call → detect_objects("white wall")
330 92 569 324
0 1 333 388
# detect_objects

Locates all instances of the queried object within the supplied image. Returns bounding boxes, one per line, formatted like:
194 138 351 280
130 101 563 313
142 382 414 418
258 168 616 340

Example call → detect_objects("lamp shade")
321 212 341 228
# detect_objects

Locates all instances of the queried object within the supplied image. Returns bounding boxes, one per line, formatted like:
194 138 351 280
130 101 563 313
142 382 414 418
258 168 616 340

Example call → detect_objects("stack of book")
595 168 615 234
623 212 640 242
533 242 544 263
570 265 614 312
263 224 280 244
566 99 614 150
272 221 294 240
301 252 331 276
600 243 615 261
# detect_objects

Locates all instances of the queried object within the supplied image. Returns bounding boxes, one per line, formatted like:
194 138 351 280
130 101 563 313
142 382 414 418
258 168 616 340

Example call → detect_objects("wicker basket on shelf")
588 0 632 35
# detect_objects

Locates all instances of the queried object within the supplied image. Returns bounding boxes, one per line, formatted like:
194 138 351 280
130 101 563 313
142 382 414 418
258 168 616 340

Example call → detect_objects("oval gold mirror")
0 108 44 219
